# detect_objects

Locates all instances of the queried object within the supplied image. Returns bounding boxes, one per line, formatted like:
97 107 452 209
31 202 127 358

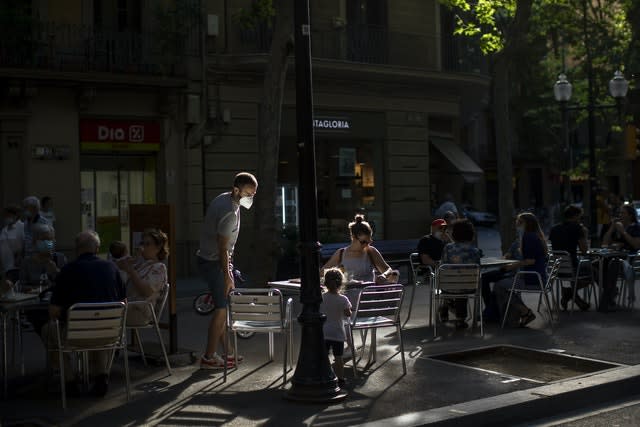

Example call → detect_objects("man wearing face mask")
22 196 49 259
19 223 66 290
197 172 258 370
0 204 24 274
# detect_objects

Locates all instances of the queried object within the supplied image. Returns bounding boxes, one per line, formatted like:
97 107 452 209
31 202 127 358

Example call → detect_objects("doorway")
80 156 156 254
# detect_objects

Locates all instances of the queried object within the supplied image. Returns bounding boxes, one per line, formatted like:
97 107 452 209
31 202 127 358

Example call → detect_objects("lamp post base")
284 308 348 403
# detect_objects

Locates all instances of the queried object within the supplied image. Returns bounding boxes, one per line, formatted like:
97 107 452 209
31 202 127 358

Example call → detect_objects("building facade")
0 0 491 276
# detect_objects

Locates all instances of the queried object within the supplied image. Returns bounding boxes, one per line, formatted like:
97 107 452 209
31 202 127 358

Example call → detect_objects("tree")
236 0 294 285
440 0 533 251
440 0 634 249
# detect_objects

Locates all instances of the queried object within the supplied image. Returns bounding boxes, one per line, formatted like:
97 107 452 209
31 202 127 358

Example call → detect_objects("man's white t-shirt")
197 192 240 261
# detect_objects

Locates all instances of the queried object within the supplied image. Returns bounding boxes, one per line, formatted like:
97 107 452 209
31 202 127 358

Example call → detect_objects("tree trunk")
249 0 293 285
493 55 515 253
493 0 533 252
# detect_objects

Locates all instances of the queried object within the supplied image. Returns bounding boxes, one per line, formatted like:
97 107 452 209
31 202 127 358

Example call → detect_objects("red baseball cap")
431 219 447 228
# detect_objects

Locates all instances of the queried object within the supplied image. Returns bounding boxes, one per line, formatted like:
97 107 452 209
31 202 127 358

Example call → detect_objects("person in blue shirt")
440 219 482 329
495 212 549 327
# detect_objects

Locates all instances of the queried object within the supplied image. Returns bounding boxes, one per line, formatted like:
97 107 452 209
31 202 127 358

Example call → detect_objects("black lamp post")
553 70 629 241
285 0 347 403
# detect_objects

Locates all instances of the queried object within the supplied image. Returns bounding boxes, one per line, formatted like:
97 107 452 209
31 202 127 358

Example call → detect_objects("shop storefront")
78 118 160 254
279 110 386 241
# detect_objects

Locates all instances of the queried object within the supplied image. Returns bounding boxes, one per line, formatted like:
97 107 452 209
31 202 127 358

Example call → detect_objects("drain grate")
429 345 623 383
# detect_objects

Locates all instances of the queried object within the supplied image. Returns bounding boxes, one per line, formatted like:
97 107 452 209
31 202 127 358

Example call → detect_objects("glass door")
80 157 156 255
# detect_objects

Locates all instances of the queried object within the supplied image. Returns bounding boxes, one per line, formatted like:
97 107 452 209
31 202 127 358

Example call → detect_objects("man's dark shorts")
197 256 227 309
325 339 344 357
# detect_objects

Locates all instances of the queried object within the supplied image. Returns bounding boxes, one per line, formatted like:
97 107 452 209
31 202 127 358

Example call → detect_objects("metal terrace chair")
125 282 171 375
52 301 130 410
225 288 293 386
432 264 481 337
552 250 596 313
346 284 406 377
406 252 434 326
501 259 561 331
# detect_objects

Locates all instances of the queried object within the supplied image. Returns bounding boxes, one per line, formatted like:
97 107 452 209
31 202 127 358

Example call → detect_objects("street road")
520 397 640 427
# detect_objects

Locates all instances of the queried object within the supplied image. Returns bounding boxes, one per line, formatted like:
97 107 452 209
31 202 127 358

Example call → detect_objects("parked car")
460 205 497 226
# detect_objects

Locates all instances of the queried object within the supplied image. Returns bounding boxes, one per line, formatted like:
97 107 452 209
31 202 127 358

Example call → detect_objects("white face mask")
434 231 443 240
239 196 254 209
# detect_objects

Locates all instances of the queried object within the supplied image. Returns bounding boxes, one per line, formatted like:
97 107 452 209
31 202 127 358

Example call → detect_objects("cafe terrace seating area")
1 240 639 412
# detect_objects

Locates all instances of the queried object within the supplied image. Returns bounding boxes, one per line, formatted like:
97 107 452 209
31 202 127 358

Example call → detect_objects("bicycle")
192 269 255 339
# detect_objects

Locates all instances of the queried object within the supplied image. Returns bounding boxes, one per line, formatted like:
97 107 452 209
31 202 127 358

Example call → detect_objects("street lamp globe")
554 74 572 102
608 70 629 99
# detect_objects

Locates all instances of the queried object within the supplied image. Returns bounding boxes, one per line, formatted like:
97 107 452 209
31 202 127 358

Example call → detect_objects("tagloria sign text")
313 116 351 132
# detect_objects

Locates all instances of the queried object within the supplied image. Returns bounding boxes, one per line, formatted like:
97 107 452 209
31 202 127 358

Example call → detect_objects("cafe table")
480 257 519 270
267 279 391 363
0 292 43 398
586 248 635 306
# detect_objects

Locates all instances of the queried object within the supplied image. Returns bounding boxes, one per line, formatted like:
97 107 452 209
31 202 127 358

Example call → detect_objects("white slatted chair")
53 301 130 410
224 288 293 386
432 264 481 337
552 250 596 313
346 284 405 377
405 253 434 326
125 283 171 375
501 259 560 330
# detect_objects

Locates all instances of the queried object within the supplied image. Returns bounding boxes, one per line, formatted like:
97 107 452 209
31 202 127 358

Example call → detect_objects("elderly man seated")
41 230 126 397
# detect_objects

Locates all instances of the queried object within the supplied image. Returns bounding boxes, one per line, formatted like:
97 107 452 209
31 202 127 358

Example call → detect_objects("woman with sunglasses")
321 214 398 284
116 228 169 326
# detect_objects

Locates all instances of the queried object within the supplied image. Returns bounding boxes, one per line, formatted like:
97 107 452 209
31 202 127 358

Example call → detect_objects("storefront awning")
431 138 484 183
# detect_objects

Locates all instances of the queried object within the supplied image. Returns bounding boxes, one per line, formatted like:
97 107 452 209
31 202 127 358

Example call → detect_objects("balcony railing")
0 17 199 77
236 24 487 74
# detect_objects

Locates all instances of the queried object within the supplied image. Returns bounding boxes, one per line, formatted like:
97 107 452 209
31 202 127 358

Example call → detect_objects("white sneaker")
200 353 234 370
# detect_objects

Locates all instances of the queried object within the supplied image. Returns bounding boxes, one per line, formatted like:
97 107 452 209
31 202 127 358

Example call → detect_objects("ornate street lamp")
285 0 347 403
553 70 629 240
553 74 573 103
554 74 573 203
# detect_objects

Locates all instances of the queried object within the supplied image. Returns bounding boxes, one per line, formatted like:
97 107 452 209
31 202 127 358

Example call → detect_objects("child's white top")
321 292 352 342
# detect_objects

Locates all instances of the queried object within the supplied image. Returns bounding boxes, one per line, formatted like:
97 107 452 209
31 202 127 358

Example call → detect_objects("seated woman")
494 212 548 327
116 229 169 326
440 219 482 329
321 214 398 285
19 223 66 290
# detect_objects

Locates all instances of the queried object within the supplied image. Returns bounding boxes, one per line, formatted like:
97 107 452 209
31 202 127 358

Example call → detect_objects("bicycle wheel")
193 292 216 315
236 330 255 339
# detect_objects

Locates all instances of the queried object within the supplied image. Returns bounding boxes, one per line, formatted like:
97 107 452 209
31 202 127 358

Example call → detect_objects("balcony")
0 17 199 78
236 24 487 75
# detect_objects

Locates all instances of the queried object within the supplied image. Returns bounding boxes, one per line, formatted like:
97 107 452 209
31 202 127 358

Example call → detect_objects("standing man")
198 172 258 369
44 230 126 397
22 196 49 259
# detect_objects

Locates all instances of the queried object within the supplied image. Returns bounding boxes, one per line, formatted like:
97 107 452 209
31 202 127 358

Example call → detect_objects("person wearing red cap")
417 219 451 269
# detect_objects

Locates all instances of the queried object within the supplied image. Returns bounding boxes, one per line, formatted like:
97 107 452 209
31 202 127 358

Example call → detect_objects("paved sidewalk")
1 279 639 426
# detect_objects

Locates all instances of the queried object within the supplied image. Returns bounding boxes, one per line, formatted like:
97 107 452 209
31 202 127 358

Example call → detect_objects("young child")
108 240 130 283
320 267 352 386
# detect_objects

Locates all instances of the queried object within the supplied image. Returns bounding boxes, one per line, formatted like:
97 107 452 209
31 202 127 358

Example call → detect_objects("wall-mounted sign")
313 116 351 133
80 118 161 152
32 145 71 160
